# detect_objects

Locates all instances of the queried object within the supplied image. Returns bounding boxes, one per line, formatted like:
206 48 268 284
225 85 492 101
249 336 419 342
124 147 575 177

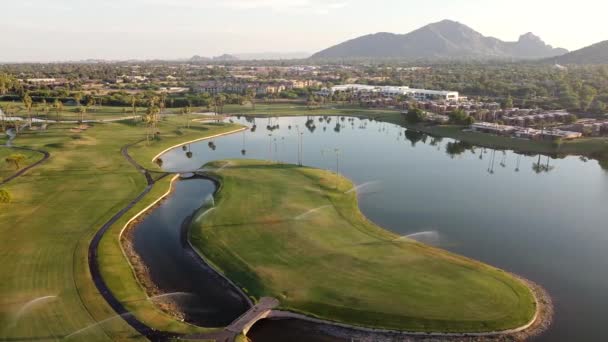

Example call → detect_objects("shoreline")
192 164 551 340
118 173 253 327
262 276 552 341
110 124 553 340
150 127 248 165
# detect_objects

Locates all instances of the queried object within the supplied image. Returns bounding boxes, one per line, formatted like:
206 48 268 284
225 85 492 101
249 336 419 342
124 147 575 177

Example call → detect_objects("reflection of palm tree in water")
515 154 522 172
487 149 496 174
479 147 486 160
533 155 555 174
500 151 507 168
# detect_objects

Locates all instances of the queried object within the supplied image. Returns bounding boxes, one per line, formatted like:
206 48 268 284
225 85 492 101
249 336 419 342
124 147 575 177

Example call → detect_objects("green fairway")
0 147 44 182
0 116 241 341
0 101 196 121
224 103 400 118
190 160 537 332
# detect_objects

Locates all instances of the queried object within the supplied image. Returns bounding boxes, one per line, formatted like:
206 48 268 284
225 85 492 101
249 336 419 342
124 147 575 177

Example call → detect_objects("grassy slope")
190 160 536 333
0 116 241 341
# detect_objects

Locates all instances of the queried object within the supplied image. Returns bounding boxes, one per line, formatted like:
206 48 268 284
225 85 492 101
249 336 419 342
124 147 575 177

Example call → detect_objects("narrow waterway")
130 179 250 326
130 115 608 341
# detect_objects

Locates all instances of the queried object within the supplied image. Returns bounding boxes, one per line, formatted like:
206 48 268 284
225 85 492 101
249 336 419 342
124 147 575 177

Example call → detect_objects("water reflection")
154 116 608 342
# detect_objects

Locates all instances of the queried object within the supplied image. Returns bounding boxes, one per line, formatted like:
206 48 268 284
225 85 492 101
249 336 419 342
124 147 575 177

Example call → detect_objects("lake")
136 115 608 341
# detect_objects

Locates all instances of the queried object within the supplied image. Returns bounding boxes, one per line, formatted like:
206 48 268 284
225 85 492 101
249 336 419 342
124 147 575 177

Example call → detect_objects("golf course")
190 159 537 333
0 115 243 340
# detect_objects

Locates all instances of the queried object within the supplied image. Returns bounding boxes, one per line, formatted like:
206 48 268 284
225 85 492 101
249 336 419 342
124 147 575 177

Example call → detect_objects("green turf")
0 101 196 121
0 116 241 341
190 160 537 333
224 103 399 118
0 147 44 182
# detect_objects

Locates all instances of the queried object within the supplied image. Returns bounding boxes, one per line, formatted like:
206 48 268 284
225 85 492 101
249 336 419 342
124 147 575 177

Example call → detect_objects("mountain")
551 41 608 64
311 20 567 60
213 54 239 61
189 55 210 62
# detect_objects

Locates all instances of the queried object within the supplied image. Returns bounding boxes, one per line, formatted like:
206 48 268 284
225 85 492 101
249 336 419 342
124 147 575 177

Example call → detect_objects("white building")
328 84 459 101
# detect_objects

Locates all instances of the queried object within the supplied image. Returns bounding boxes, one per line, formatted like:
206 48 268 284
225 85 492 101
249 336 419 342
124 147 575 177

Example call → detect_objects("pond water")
138 116 608 341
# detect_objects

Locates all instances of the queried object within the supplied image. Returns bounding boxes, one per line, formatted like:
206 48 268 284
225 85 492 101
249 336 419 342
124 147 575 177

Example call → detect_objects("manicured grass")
0 116 241 341
0 147 43 182
224 103 399 118
0 100 193 121
190 160 537 333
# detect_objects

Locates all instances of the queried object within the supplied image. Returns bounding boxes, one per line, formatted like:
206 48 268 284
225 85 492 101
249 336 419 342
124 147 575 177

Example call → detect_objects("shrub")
0 189 11 204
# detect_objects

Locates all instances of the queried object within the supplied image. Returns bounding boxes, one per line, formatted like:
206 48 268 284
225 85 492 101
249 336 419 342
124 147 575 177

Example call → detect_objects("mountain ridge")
311 20 568 60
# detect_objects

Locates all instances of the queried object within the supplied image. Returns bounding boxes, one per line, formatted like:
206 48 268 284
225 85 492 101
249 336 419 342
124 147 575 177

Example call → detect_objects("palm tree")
53 99 63 122
213 94 226 114
22 93 33 127
40 99 48 119
144 105 160 144
182 105 192 128
77 106 87 123
246 88 256 110
130 95 138 117
5 153 26 170
0 104 6 132
86 97 95 119
159 93 167 115
73 92 83 107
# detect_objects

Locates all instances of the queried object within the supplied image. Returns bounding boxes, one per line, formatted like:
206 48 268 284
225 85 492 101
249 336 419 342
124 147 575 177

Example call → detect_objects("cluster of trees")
349 64 608 115
405 108 426 123
448 109 475 125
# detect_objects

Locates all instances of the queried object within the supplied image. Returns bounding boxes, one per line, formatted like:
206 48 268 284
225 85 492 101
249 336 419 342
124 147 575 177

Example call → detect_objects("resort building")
327 84 459 102
470 122 582 141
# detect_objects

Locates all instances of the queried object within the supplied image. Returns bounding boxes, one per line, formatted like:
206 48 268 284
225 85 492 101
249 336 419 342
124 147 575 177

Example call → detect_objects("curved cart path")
1 129 50 186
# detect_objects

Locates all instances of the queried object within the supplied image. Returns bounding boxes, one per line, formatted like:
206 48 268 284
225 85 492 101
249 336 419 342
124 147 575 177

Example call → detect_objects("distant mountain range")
550 41 608 65
189 52 310 62
311 20 568 60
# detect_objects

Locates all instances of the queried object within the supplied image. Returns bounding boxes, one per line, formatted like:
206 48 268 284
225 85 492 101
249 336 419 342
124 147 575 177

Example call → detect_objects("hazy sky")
1 0 606 62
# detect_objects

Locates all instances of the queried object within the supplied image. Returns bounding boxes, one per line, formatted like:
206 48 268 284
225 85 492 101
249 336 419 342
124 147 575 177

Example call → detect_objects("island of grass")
190 159 537 333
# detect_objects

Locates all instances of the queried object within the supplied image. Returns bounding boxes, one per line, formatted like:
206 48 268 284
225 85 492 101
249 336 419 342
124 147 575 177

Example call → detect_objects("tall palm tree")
22 93 33 127
77 106 87 123
246 88 256 110
144 105 160 144
53 99 63 122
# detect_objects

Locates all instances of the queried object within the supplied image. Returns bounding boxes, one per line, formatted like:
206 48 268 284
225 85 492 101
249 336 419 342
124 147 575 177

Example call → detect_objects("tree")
73 92 83 106
448 109 474 125
5 153 26 170
53 99 64 122
213 94 226 114
564 114 578 124
0 189 11 204
246 88 256 110
181 105 192 128
405 108 426 124
22 93 33 127
144 105 160 143
590 100 606 115
501 95 513 110
77 106 87 123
